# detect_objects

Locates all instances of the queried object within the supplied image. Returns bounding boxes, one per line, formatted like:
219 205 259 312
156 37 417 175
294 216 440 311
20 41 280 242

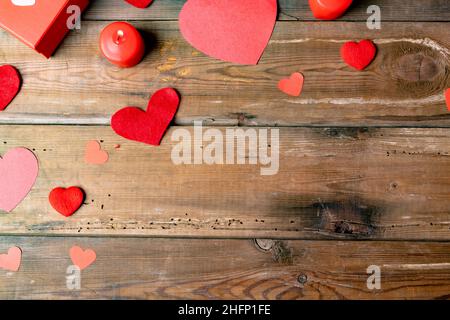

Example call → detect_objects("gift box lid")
0 0 89 58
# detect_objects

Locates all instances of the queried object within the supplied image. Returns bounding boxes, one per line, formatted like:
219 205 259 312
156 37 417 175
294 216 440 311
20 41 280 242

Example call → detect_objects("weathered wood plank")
84 0 450 22
1 125 449 239
1 21 449 126
0 237 449 299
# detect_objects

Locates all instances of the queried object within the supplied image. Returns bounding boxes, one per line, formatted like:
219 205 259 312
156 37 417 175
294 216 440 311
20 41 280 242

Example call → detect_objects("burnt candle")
99 22 145 68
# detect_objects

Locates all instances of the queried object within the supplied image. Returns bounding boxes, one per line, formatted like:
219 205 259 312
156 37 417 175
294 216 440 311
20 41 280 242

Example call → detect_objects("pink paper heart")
70 246 96 270
0 148 38 212
179 0 277 65
0 246 22 272
85 140 108 164
278 72 304 97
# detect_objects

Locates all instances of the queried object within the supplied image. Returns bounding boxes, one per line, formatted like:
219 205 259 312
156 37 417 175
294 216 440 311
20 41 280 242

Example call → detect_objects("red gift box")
0 0 89 58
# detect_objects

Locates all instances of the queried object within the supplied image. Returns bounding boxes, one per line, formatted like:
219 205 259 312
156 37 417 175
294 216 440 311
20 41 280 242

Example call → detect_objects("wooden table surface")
1 0 450 299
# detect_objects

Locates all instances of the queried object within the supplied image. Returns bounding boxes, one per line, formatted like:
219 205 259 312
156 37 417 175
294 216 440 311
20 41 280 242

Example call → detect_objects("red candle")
99 22 145 68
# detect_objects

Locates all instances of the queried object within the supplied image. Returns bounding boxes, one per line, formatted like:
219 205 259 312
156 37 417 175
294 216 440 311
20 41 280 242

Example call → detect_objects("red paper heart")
341 40 377 71
111 88 180 146
70 246 96 270
179 0 277 65
0 247 22 272
278 72 304 97
125 0 153 9
309 0 352 20
0 65 21 111
445 89 450 111
49 187 84 217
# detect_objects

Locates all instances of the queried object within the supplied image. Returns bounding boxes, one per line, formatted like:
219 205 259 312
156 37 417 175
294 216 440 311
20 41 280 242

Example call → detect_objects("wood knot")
254 239 275 251
394 53 439 82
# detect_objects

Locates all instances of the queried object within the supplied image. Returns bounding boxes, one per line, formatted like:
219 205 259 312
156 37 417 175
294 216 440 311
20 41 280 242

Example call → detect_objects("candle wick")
115 30 124 44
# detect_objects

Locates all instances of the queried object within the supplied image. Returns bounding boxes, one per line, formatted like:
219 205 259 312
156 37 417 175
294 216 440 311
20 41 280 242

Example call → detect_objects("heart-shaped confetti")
179 0 277 65
49 187 84 217
0 246 22 272
0 65 21 111
125 0 153 9
70 246 96 270
309 0 352 20
445 89 450 111
278 72 304 97
0 148 38 213
341 40 377 71
111 88 180 146
85 140 109 164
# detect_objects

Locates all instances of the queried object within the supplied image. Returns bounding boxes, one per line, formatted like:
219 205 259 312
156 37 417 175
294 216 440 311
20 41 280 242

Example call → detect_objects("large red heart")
0 65 21 111
125 0 153 9
309 0 352 20
111 88 180 146
49 187 84 217
341 40 377 71
179 0 277 65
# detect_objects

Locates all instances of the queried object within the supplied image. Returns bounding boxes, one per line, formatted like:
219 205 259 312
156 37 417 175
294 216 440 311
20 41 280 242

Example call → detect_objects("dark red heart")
125 0 153 9
309 0 352 20
341 40 377 71
0 65 21 111
111 88 180 146
49 187 84 217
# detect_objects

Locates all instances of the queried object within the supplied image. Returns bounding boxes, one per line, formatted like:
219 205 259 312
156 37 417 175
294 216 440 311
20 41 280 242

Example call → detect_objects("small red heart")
111 88 180 146
70 246 96 270
445 89 450 111
309 0 352 20
49 187 84 217
0 65 21 111
124 0 153 9
278 72 304 97
341 40 377 71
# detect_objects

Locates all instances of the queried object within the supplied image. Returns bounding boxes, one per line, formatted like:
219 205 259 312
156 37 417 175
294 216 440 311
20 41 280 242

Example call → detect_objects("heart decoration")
0 148 39 213
70 246 96 270
341 40 377 71
0 247 22 272
125 0 153 9
49 187 84 217
309 0 352 20
179 0 277 65
445 89 450 111
0 65 21 111
278 72 304 97
85 140 109 164
111 87 180 146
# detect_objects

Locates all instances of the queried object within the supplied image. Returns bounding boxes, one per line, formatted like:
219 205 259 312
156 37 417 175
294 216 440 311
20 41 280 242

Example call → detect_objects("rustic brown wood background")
0 0 449 299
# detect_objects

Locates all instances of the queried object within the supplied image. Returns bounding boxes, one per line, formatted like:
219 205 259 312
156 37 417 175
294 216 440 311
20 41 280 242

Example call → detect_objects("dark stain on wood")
314 199 381 238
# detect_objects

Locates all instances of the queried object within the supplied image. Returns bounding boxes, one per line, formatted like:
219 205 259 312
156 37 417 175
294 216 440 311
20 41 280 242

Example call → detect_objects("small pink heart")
85 140 108 164
0 246 22 272
70 246 96 270
278 72 304 97
0 148 39 212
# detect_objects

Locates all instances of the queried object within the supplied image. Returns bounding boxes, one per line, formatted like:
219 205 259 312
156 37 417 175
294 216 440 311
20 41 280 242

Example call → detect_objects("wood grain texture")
0 237 449 299
1 21 449 126
1 125 449 240
84 0 450 22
